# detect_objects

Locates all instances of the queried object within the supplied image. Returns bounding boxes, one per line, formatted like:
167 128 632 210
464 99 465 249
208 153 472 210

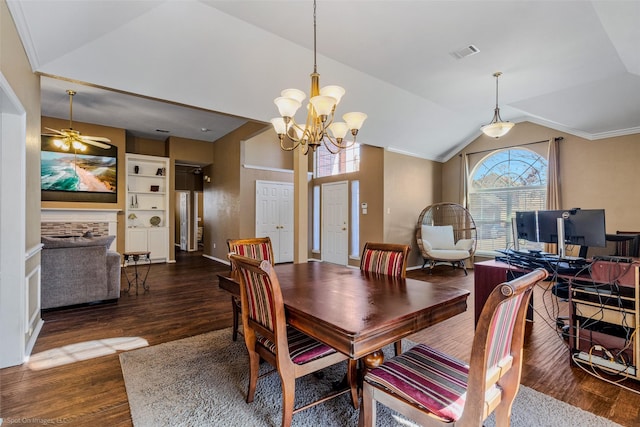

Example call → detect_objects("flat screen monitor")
515 211 537 242
537 209 606 248
537 210 564 244
564 209 606 248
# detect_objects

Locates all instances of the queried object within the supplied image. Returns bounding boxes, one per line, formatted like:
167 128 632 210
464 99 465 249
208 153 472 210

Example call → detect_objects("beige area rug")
120 328 622 427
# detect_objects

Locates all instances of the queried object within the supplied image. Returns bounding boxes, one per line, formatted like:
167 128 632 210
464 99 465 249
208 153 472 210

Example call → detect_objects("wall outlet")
213 243 216 249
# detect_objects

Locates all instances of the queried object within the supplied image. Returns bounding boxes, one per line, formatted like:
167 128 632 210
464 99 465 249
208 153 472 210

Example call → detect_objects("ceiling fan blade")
79 138 111 149
44 127 65 135
81 135 111 143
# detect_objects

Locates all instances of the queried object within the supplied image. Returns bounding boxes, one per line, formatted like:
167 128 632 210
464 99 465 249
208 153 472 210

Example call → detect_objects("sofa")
41 235 121 309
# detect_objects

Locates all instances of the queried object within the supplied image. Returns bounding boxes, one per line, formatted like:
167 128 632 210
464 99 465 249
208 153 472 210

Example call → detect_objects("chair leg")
280 372 296 427
231 296 239 341
460 260 468 276
246 349 260 403
359 383 376 427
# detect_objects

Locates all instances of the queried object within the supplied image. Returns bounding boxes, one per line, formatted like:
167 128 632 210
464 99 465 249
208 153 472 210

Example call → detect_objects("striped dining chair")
360 242 411 355
360 242 410 278
229 254 358 427
360 268 548 427
227 237 274 341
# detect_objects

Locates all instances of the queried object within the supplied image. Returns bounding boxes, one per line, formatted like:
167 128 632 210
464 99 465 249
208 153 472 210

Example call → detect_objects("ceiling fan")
44 90 111 151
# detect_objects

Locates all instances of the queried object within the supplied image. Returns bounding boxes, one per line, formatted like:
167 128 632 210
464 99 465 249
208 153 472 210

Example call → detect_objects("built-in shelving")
125 154 170 262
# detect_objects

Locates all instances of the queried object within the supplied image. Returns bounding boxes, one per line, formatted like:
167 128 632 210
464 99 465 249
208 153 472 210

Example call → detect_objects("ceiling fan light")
274 97 302 118
481 121 514 138
72 140 87 151
320 85 345 105
343 112 367 130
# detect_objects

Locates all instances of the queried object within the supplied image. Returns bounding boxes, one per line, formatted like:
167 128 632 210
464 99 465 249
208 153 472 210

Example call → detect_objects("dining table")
218 261 470 367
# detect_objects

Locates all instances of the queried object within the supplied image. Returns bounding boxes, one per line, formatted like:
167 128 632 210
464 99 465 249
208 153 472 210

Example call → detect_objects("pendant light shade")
481 72 514 138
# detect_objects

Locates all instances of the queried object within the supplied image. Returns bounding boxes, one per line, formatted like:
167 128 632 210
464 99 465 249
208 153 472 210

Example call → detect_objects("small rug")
120 328 621 427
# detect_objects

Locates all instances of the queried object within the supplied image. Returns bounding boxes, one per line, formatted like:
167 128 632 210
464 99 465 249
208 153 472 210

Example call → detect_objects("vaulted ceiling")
8 0 640 161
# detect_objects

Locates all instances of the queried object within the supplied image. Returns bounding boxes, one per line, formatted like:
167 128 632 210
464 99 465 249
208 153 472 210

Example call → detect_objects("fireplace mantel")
41 208 121 250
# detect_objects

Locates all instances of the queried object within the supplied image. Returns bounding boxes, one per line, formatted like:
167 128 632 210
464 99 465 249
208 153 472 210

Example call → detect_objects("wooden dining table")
218 261 470 365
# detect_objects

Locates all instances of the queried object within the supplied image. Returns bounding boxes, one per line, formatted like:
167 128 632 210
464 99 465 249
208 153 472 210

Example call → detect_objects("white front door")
322 181 349 265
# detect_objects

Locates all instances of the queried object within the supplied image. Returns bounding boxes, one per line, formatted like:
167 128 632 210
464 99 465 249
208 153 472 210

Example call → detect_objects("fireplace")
41 209 120 250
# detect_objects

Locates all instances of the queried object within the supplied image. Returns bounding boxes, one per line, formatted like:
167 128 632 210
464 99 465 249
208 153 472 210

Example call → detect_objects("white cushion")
428 249 472 261
455 238 474 252
422 225 455 250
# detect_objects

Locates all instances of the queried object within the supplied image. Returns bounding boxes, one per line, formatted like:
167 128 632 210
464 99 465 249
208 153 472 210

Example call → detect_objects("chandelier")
481 72 514 138
270 0 367 155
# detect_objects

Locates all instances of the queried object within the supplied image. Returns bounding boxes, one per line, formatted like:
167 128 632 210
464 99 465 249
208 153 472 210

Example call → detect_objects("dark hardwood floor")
1 253 639 426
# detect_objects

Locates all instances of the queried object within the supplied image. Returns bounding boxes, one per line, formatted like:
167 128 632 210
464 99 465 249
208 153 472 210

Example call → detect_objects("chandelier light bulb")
281 88 306 103
343 112 368 131
274 97 302 118
328 122 349 140
320 85 345 105
309 95 337 117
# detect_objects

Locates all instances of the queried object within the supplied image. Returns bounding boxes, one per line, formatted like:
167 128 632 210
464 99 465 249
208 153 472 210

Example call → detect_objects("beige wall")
207 122 267 261
442 121 640 235
243 128 292 170
2 0 41 255
383 150 442 267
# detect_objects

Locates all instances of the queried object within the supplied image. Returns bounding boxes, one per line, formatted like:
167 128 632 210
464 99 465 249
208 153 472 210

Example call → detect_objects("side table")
123 251 151 295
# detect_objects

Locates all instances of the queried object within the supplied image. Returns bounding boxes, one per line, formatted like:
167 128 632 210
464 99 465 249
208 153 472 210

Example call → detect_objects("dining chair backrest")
360 242 410 278
227 237 275 266
361 268 548 427
229 253 357 427
230 254 283 342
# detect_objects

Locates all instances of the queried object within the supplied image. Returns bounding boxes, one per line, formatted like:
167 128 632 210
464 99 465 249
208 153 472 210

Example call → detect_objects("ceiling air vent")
450 45 480 60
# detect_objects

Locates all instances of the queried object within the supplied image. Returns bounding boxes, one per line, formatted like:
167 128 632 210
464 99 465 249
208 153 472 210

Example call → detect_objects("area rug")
120 328 621 427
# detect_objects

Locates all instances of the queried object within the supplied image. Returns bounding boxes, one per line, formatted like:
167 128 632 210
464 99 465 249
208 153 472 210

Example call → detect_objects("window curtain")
546 138 561 210
459 153 469 208
545 138 561 253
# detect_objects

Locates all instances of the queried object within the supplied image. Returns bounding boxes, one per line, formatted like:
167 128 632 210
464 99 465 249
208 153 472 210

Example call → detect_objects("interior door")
321 181 349 265
256 181 294 263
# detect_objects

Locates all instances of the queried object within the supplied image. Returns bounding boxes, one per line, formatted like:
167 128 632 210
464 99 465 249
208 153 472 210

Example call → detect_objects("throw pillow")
422 225 456 250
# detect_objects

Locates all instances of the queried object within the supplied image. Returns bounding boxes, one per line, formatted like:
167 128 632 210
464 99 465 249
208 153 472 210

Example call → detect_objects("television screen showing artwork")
41 135 118 202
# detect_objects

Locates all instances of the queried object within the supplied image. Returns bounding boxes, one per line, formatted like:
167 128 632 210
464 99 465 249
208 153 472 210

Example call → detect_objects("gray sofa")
41 235 121 309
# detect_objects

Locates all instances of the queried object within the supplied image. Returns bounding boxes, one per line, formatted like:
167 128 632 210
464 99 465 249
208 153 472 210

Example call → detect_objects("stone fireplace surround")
41 209 120 251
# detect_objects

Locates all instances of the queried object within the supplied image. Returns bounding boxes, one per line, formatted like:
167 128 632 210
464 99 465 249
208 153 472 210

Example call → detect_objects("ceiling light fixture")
44 90 111 151
481 72 514 138
270 0 366 155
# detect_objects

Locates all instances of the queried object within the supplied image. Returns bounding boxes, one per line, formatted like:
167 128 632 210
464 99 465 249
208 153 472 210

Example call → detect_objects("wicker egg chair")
416 202 477 275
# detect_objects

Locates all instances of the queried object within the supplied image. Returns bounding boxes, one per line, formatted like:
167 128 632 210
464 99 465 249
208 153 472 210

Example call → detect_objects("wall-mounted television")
41 135 117 203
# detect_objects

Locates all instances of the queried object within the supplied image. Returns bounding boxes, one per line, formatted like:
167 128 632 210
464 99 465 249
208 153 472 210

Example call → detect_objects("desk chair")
361 268 548 427
360 242 410 355
227 237 274 341
229 254 358 427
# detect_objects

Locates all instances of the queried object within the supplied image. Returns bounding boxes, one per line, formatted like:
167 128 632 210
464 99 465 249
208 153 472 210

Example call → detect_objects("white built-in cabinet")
125 154 170 262
255 180 294 263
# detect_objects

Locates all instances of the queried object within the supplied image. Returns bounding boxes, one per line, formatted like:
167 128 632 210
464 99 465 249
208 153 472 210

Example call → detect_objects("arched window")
468 148 547 253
